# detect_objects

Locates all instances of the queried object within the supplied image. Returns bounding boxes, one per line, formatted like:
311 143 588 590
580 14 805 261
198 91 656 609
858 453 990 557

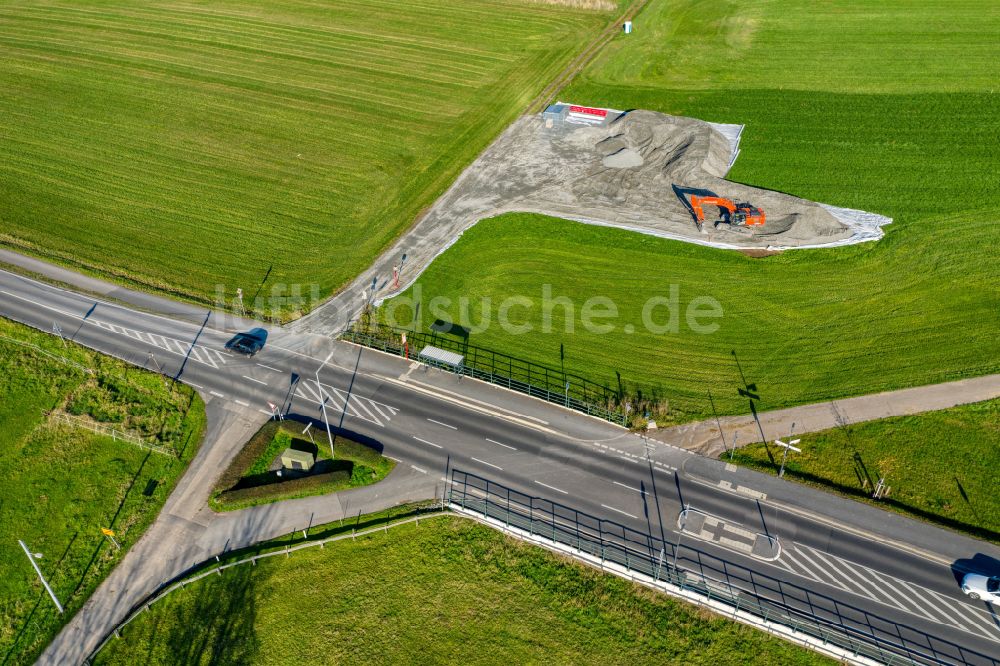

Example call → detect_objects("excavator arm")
689 195 736 222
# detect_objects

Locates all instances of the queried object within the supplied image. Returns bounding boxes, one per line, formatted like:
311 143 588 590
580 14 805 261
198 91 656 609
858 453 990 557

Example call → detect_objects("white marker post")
302 422 315 444
19 540 63 613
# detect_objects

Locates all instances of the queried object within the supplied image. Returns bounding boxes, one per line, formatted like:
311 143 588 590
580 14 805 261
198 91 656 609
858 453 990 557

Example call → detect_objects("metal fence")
50 411 174 456
448 470 994 666
342 321 627 426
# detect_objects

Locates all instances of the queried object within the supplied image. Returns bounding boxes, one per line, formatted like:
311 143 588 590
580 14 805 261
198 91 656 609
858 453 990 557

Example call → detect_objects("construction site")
421 104 891 253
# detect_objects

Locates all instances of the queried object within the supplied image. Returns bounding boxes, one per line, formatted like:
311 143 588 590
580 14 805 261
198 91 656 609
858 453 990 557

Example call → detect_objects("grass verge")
93 516 830 665
0 317 205 666
729 399 1000 542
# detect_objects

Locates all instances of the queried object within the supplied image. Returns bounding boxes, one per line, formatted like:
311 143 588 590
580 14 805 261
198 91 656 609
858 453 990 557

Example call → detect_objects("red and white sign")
569 105 608 118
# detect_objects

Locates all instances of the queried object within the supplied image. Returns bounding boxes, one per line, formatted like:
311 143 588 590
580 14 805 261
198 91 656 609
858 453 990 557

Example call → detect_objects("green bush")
335 438 382 467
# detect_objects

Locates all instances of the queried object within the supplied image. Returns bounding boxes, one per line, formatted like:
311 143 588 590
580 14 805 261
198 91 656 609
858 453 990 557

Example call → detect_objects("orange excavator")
688 195 766 230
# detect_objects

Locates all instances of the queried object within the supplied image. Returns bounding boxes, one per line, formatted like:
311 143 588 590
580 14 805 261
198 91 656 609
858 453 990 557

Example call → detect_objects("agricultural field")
730 398 1000 542
0 0 611 318
380 0 1000 421
93 517 830 665
0 317 205 665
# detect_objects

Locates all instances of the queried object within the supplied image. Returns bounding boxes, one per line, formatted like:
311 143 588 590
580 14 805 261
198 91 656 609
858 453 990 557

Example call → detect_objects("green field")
381 0 1000 421
93 517 829 665
0 0 609 317
730 398 1000 541
0 317 205 665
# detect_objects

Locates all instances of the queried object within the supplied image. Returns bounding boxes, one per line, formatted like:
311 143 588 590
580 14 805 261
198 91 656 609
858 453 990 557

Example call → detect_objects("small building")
281 448 315 472
418 345 465 373
623 20 633 34
542 103 569 127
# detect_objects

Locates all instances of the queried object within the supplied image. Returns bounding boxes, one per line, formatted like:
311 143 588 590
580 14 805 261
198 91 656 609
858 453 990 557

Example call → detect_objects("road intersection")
1 265 998 665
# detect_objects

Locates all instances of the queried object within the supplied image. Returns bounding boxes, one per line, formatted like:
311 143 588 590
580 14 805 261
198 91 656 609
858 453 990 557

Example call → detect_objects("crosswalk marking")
292 381 399 428
776 542 1000 642
91 320 226 369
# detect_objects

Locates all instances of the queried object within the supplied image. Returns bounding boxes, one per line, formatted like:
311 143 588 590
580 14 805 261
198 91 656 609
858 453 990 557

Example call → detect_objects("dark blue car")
225 328 268 356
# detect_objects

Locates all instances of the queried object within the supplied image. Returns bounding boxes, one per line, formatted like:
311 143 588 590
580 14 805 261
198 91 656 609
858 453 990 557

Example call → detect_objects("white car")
961 573 1000 603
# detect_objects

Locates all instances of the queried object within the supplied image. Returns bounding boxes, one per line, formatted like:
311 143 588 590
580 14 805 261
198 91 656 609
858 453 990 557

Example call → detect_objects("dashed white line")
234 400 250 407
209 390 225 398
410 465 428 474
485 438 517 451
534 480 568 495
186 382 204 390
618 455 641 464
386 456 402 463
256 363 281 373
613 481 649 495
257 408 272 416
426 418 457 430
471 457 503 471
601 503 638 520
412 436 442 449
242 375 267 385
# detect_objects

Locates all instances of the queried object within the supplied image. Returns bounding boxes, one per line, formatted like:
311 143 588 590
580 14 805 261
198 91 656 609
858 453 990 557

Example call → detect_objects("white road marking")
485 438 517 451
412 436 442 449
601 503 638 520
471 457 503 471
613 481 648 496
258 408 272 416
426 418 457 430
618 455 640 464
234 400 250 407
186 382 204 389
256 363 281 372
410 465 428 474
534 480 568 495
299 381 322 402
209 391 225 398
242 375 267 385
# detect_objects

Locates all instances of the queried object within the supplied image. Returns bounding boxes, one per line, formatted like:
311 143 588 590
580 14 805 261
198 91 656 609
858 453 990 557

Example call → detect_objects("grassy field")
730 398 1000 541
210 420 394 511
380 0 1000 422
0 317 205 665
0 0 610 318
93 517 830 665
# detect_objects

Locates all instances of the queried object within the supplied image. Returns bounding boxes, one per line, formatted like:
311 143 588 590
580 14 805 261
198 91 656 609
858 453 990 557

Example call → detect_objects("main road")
1 266 998 665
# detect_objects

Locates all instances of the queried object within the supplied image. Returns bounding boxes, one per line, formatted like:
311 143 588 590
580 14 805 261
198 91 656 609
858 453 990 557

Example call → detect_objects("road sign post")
101 528 120 550
774 437 801 478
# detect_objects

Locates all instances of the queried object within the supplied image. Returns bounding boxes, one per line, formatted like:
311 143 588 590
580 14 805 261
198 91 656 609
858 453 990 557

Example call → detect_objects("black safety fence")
341 321 627 426
449 470 996 666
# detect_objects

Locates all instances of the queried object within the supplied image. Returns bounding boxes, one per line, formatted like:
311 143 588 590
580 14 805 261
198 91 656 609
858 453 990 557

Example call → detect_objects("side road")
38 399 437 666
649 374 1000 457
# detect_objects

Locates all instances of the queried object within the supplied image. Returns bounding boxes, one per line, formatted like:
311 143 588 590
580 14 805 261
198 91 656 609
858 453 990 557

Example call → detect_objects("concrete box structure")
281 448 315 471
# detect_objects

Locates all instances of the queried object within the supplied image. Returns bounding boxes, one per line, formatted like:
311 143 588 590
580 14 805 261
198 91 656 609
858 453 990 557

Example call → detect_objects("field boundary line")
527 0 653 113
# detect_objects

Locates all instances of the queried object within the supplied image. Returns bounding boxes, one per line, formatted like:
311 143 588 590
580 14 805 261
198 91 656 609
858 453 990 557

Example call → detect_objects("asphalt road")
2 267 999 665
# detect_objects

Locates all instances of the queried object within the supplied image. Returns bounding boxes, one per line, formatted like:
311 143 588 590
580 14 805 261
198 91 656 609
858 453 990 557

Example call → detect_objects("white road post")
18 540 63 614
